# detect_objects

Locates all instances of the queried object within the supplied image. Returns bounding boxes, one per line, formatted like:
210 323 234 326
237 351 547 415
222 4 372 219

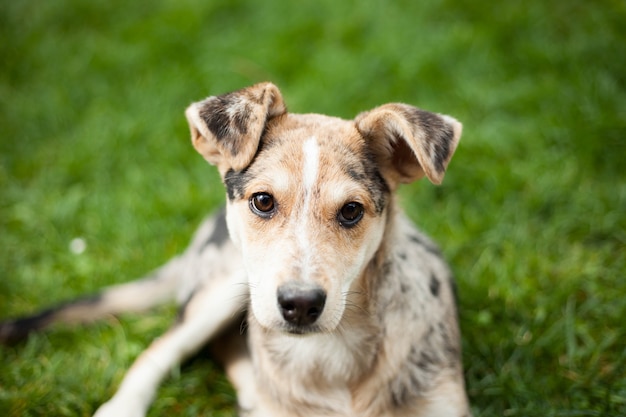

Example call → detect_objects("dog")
0 82 470 417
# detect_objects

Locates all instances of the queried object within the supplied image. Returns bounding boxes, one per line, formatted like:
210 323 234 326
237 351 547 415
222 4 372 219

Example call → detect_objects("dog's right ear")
355 103 462 187
185 82 286 175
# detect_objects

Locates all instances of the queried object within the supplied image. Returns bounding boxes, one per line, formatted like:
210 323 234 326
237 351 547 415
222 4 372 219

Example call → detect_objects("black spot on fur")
344 148 390 215
0 294 103 345
317 137 391 216
200 95 239 141
407 233 442 256
401 108 454 175
232 103 252 136
381 261 393 278
0 310 55 344
390 344 440 409
199 93 255 158
364 151 391 214
391 381 410 408
415 109 453 175
199 209 229 252
429 273 440 297
439 321 461 361
224 168 251 200
416 349 438 373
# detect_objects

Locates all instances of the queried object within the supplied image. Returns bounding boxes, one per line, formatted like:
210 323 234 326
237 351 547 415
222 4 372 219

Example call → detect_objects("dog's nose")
277 284 326 326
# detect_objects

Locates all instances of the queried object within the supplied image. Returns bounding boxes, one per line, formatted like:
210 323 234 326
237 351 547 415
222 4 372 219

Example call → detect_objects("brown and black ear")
185 82 286 175
355 103 462 187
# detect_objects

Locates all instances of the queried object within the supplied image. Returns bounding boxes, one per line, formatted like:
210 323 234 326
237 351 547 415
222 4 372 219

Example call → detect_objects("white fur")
297 136 320 283
302 136 320 193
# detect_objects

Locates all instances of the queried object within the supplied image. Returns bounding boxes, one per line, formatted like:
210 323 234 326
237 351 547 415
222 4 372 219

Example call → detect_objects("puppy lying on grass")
1 82 470 417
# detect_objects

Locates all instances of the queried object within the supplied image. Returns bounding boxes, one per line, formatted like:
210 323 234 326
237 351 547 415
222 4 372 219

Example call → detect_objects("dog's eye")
338 202 364 228
250 193 276 217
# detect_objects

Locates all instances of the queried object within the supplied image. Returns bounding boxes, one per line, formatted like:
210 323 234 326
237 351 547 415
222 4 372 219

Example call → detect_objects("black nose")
277 284 326 326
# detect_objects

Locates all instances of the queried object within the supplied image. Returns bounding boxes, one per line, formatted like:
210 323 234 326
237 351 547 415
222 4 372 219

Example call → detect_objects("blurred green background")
1 0 624 416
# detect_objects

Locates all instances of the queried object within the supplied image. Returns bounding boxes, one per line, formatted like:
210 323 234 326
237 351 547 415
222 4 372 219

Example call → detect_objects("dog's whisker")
238 319 249 335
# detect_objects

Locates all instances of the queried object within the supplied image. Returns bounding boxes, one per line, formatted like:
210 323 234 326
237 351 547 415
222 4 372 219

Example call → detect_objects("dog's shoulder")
185 208 230 252
175 208 244 304
363 211 463 411
378 211 452 308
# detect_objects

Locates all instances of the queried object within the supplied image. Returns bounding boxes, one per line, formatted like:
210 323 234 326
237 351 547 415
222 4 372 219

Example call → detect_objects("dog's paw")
92 397 148 417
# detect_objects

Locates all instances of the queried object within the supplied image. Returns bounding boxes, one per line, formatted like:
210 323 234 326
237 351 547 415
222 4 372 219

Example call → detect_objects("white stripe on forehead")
302 136 320 191
297 136 320 281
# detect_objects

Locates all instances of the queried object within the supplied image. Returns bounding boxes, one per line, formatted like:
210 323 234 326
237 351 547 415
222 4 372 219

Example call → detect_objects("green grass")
1 0 624 415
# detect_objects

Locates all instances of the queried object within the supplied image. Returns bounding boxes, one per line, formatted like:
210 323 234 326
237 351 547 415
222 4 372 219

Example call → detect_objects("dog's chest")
253 325 379 414
263 328 375 380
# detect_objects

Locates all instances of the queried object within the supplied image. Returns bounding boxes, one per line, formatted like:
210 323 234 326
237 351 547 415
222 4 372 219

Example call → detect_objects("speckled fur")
0 83 470 417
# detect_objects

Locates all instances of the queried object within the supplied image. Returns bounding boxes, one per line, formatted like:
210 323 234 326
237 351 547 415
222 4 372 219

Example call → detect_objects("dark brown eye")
338 202 364 228
250 193 276 217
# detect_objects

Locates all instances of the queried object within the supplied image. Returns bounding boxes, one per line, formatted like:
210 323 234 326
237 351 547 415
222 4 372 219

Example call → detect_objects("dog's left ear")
355 103 462 186
185 82 286 174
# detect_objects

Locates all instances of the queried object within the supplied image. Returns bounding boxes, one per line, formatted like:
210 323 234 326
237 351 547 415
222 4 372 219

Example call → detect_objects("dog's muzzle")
277 283 326 329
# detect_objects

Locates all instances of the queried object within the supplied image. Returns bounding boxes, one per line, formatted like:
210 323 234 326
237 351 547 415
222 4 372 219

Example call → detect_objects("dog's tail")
0 257 184 345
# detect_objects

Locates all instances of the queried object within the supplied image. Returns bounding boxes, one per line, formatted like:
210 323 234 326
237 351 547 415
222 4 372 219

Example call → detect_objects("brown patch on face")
245 115 389 237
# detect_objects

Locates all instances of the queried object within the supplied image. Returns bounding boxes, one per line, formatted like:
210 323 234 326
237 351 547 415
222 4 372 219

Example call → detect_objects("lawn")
1 0 625 416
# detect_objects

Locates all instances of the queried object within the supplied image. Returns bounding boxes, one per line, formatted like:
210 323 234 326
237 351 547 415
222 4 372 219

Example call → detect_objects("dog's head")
186 82 462 335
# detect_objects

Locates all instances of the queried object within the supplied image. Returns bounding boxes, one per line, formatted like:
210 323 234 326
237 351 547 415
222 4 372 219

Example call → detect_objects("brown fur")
0 82 470 417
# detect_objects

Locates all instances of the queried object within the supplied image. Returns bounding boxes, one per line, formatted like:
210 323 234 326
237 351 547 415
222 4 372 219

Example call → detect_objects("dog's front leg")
93 275 248 417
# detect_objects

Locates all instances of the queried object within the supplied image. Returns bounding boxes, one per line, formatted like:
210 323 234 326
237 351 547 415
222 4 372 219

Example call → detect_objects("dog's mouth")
281 322 324 336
